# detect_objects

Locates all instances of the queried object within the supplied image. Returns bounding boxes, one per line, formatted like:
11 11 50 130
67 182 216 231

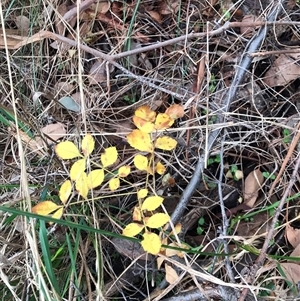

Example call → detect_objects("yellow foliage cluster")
32 104 185 255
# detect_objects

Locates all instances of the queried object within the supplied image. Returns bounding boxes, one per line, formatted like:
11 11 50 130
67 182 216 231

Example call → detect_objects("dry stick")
63 0 95 22
110 21 300 60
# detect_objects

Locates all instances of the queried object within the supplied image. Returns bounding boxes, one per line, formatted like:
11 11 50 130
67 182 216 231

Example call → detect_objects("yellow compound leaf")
118 165 130 177
59 180 72 204
145 213 170 228
155 113 174 130
87 169 105 189
141 196 164 211
137 188 148 199
133 116 155 133
70 159 86 181
123 222 144 237
81 134 95 156
134 154 148 171
51 207 64 220
32 201 63 216
101 146 118 167
154 136 177 151
75 172 88 199
141 232 161 255
55 141 81 159
109 178 120 191
165 104 184 119
156 161 166 175
127 130 153 152
132 206 142 222
134 105 156 122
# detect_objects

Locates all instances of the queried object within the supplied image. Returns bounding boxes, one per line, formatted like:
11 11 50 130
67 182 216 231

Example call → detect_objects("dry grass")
1 0 300 300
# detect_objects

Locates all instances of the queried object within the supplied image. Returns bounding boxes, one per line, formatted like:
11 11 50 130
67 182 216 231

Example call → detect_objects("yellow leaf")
109 178 120 191
141 196 164 211
133 116 155 133
51 207 64 220
81 134 95 156
87 169 105 189
75 172 88 199
145 213 170 228
123 223 144 237
154 136 177 151
101 146 118 167
32 201 63 216
132 206 142 222
127 130 153 152
165 104 184 119
59 180 72 204
55 141 81 159
134 105 156 122
155 113 174 130
137 188 148 199
156 161 166 175
118 165 130 177
134 154 148 171
141 232 161 255
70 158 86 181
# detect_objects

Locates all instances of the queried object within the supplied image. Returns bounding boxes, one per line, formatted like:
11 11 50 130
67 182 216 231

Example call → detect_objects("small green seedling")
196 217 205 235
124 94 136 104
262 171 275 180
282 128 291 144
209 74 217 93
207 154 221 166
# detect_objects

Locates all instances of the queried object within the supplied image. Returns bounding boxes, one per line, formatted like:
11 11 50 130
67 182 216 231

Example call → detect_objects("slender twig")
218 135 236 283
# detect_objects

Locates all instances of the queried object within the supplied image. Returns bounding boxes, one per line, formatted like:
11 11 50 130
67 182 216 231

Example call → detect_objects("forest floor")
1 0 300 300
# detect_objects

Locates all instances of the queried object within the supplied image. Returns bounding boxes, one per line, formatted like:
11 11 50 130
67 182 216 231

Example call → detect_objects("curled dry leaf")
40 123 66 142
15 15 30 35
165 264 179 284
243 169 264 208
280 262 300 285
240 15 261 37
263 53 300 87
286 224 300 249
89 59 107 85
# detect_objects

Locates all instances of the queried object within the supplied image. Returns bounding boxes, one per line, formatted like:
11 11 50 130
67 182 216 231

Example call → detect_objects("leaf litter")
2 0 300 300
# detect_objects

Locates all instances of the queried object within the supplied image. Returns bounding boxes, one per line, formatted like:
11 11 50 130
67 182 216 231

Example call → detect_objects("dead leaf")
89 59 107 85
286 224 300 248
94 1 110 14
165 264 179 284
55 81 74 94
290 240 300 257
15 16 30 35
147 10 162 23
263 53 300 87
240 15 261 37
0 28 27 49
243 169 264 208
9 124 46 157
280 262 300 284
40 123 66 142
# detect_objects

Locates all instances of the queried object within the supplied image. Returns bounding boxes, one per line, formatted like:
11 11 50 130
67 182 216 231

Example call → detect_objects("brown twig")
63 0 95 22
